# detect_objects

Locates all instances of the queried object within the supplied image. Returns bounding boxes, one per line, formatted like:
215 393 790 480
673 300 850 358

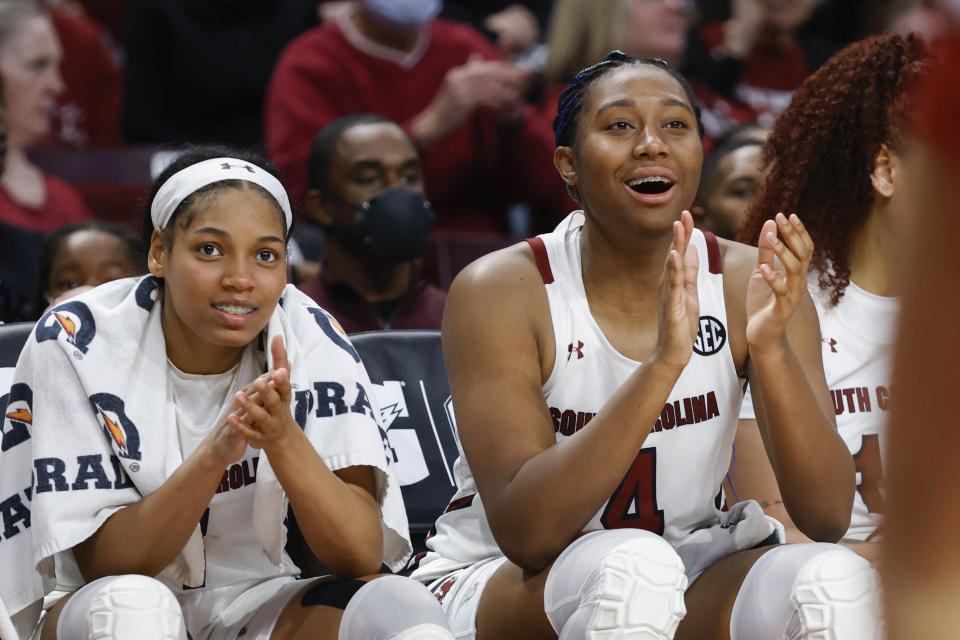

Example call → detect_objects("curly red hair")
737 34 927 305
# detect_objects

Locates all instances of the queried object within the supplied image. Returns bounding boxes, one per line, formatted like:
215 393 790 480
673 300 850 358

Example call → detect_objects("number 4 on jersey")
601 447 665 534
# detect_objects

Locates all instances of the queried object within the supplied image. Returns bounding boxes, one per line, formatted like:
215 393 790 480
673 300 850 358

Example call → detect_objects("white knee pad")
56 574 186 640
730 544 883 640
337 575 453 640
544 529 687 640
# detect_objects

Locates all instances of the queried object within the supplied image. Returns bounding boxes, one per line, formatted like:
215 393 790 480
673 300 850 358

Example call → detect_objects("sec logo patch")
693 315 726 356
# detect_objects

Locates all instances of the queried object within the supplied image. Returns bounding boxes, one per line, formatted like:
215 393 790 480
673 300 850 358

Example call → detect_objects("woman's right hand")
654 210 700 372
201 373 269 467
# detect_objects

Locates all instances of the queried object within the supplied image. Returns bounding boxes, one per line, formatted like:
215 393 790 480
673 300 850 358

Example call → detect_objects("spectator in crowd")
682 0 836 144
298 114 446 333
44 1 123 149
123 0 319 149
265 0 560 233
692 125 768 239
32 220 144 318
540 0 690 110
543 0 689 88
731 33 927 567
0 1 92 320
0 0 91 232
440 1 552 58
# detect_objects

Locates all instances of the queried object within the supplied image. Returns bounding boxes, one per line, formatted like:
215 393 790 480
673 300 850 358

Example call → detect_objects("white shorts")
426 557 506 640
191 576 308 640
33 577 312 640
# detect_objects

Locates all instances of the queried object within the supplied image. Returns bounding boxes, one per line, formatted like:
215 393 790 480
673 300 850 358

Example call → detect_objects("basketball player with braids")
410 52 882 639
733 34 928 563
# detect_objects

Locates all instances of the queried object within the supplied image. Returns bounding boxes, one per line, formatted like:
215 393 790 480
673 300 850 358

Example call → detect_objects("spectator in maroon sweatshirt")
298 114 446 333
265 0 561 233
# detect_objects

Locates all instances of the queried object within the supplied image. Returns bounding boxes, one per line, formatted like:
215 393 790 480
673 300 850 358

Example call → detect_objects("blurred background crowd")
0 0 945 324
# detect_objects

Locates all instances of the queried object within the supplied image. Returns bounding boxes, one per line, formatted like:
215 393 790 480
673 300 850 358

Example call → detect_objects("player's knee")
730 544 882 640
57 574 185 640
337 575 452 640
543 529 687 637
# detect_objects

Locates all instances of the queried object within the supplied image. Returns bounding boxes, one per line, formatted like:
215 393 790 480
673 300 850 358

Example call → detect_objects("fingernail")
776 212 787 223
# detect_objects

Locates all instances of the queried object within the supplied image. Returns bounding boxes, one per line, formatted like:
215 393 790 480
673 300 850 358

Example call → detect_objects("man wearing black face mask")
297 114 447 332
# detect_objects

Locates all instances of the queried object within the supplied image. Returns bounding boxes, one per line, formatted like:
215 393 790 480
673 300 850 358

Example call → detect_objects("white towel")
673 500 785 581
0 276 411 628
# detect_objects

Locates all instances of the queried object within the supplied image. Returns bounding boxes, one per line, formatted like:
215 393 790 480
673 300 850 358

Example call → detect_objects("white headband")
150 157 293 231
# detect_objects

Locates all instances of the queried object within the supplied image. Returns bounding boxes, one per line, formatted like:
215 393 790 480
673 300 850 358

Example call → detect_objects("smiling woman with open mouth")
408 50 880 640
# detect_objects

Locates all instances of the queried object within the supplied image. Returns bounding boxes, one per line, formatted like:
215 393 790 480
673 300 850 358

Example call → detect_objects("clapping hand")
228 335 299 451
655 210 700 371
745 213 814 351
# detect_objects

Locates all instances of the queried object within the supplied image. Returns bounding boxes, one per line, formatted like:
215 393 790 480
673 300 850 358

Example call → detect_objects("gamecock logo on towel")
1 383 33 452
88 393 143 463
306 307 361 363
135 276 162 312
36 301 97 354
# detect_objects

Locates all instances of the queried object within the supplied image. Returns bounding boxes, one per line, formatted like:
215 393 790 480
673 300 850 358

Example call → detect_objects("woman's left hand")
228 335 299 450
745 213 814 352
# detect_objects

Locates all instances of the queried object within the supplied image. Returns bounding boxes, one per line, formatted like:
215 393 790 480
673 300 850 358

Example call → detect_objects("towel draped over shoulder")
0 276 410 635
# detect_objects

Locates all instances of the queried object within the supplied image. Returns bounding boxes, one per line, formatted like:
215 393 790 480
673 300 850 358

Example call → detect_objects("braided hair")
553 50 704 149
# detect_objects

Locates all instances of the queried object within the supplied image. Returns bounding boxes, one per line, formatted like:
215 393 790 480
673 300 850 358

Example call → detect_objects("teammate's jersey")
412 212 745 582
740 274 896 541
812 277 895 540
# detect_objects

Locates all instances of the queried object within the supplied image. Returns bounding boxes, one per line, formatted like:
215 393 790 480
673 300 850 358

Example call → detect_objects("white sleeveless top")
740 274 895 541
814 280 895 540
412 212 745 582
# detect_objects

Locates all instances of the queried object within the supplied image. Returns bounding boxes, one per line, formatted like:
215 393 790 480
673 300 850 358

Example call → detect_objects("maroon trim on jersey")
704 231 722 274
444 494 475 513
526 237 555 284
408 551 427 570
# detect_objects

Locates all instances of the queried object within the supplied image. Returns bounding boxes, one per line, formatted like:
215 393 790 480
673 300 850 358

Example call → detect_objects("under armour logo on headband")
151 157 293 230
220 162 255 173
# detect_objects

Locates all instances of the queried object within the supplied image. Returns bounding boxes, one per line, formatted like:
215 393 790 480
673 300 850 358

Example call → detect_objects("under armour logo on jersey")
434 575 458 604
823 337 838 353
220 162 255 173
568 341 585 360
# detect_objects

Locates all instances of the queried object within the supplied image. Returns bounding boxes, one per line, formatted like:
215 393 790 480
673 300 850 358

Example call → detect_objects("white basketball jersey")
412 212 744 582
739 275 895 541
812 278 896 540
